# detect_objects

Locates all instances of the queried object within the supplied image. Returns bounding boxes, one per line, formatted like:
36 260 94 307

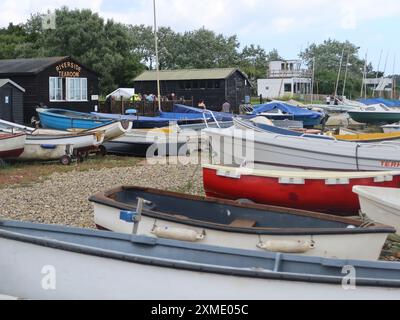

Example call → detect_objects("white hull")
354 186 400 234
18 144 72 161
383 125 400 134
205 127 400 171
0 236 398 300
93 203 388 261
27 133 104 150
0 134 25 154
86 121 132 142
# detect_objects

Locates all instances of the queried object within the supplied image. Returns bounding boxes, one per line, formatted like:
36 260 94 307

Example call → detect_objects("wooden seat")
229 219 257 228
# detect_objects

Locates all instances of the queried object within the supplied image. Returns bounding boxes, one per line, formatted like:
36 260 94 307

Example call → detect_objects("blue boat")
37 108 113 130
251 102 325 127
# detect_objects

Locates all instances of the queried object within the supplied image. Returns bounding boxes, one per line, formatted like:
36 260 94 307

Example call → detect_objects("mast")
375 49 383 94
392 54 396 100
342 51 350 98
361 50 368 99
153 0 162 112
311 57 315 104
335 47 345 98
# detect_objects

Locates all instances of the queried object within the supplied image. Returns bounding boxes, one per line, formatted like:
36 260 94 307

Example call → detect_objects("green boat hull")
348 112 400 124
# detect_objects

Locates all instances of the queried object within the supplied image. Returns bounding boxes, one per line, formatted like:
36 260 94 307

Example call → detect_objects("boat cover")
171 104 234 121
359 98 400 107
252 102 323 119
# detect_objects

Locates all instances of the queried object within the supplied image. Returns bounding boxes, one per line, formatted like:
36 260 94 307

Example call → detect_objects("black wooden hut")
0 79 25 125
134 68 252 110
0 57 99 124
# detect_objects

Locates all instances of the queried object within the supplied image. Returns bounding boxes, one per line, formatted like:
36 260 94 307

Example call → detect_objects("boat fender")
151 226 206 242
257 240 315 254
40 144 57 150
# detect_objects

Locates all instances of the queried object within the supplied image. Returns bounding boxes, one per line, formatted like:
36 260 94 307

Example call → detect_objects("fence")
99 99 194 117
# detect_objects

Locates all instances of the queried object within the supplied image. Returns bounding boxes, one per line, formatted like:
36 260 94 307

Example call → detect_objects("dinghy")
348 104 400 124
382 123 400 134
0 133 26 159
204 126 400 171
0 220 399 300
36 108 114 130
102 129 188 157
202 164 400 216
353 186 400 234
89 186 394 260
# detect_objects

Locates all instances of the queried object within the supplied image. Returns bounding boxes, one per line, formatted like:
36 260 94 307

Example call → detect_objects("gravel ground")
0 157 204 229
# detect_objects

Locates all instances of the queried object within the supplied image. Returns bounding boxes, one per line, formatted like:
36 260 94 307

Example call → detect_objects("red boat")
0 133 26 159
203 164 400 216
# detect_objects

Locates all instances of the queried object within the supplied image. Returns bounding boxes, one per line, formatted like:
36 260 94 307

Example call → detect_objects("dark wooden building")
0 79 25 124
0 57 99 123
134 68 252 110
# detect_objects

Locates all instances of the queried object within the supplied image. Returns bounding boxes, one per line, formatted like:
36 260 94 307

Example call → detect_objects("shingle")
134 68 245 81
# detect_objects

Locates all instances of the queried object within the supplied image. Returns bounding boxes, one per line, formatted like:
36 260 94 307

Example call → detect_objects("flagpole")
153 0 162 112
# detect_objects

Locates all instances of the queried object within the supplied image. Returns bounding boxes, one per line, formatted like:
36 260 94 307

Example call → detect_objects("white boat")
0 220 399 300
0 132 26 160
353 186 400 234
103 129 189 157
348 104 400 124
18 143 74 163
204 126 400 171
89 186 394 261
70 121 132 142
382 123 400 134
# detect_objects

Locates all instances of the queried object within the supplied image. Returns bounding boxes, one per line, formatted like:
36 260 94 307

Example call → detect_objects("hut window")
192 81 199 89
178 81 185 90
185 81 192 90
214 80 221 89
66 78 88 101
207 81 213 89
199 81 206 89
49 77 63 101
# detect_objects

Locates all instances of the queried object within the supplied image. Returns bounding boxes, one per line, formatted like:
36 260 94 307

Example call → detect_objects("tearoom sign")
56 61 82 78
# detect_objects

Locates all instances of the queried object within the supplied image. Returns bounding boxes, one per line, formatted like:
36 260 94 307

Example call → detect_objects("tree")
0 23 28 59
239 45 268 87
300 39 366 98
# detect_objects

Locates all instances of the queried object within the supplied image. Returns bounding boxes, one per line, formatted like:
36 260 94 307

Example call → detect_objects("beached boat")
204 126 400 171
18 143 74 164
334 132 400 143
249 101 325 127
102 129 188 157
0 118 127 144
36 108 114 130
348 104 400 124
353 186 400 234
202 164 400 216
0 133 26 160
0 220 399 300
382 123 400 134
89 186 394 260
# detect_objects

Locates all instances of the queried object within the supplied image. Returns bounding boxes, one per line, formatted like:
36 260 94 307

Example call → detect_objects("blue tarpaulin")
252 102 322 119
359 98 400 107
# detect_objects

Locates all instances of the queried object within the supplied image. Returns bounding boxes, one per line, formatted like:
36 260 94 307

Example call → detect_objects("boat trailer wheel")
97 145 107 157
60 155 72 166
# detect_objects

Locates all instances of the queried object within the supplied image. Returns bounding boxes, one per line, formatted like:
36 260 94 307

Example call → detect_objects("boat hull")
202 165 400 216
92 201 389 261
205 127 400 171
348 112 400 125
0 221 399 300
37 108 113 130
354 186 400 234
0 134 26 159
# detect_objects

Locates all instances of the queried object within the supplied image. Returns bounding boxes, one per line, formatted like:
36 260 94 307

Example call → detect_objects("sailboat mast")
153 0 162 112
311 57 315 104
392 54 396 100
361 51 368 98
375 49 383 93
342 51 350 98
335 47 345 98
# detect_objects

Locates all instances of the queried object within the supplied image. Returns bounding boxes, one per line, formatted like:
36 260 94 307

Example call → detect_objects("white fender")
257 240 315 254
152 226 205 242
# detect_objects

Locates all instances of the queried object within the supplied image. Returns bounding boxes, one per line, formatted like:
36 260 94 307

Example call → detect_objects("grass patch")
0 155 142 189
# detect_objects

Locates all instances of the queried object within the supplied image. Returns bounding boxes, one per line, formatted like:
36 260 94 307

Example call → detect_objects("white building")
257 60 312 99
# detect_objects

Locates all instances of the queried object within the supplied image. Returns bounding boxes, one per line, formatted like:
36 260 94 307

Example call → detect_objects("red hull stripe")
0 148 24 159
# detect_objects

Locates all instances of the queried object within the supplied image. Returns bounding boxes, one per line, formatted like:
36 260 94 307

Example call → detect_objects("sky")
1 0 400 74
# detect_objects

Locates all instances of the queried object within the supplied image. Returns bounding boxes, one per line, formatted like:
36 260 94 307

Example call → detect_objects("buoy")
152 226 205 242
257 240 315 254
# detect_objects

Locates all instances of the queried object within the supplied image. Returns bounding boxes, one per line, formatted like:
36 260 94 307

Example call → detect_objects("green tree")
0 23 28 59
300 39 366 98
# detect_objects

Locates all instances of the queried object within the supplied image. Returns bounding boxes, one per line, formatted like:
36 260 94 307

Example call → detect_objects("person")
326 96 331 105
198 100 207 110
222 100 231 113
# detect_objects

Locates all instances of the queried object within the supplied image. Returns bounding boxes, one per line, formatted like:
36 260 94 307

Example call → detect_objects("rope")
355 144 361 171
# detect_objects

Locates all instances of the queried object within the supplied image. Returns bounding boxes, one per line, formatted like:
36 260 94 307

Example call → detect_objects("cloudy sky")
2 0 400 73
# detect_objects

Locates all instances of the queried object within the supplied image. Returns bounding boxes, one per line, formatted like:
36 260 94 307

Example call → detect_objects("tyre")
60 155 72 166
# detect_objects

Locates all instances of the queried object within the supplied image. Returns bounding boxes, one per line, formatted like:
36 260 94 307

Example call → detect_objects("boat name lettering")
381 161 400 168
